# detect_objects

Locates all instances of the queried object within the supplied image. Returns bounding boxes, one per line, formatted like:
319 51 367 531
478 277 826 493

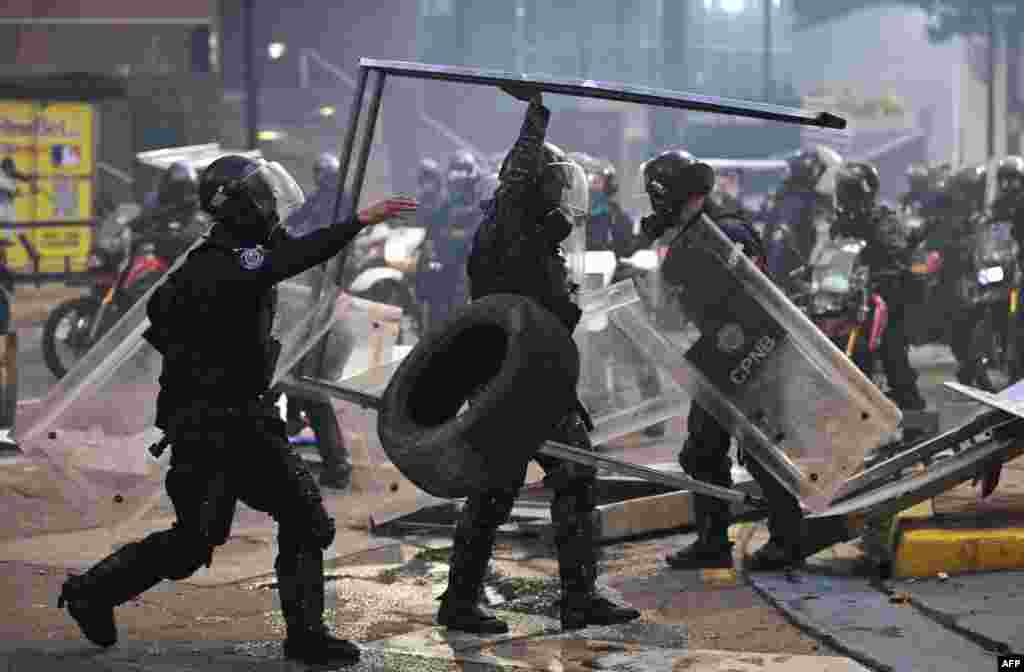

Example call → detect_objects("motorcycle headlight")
978 265 1005 285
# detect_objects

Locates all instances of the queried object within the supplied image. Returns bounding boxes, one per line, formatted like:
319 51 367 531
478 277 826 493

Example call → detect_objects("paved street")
1 316 1022 670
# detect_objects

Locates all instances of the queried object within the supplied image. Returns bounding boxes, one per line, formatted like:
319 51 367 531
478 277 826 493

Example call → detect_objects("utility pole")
988 4 996 160
653 0 688 147
763 0 774 101
243 0 260 150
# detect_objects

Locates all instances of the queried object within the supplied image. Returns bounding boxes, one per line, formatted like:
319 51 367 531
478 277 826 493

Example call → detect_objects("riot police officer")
994 156 1024 241
57 155 416 666
639 150 806 572
437 86 639 635
994 156 1024 377
416 151 483 330
416 157 446 214
765 145 843 287
945 163 991 384
835 162 926 410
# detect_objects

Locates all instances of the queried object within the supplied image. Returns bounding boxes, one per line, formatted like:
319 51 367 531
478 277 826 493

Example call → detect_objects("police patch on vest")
239 247 265 270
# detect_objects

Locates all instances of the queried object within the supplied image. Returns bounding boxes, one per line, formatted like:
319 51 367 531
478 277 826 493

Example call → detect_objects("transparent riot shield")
607 214 902 511
13 239 205 530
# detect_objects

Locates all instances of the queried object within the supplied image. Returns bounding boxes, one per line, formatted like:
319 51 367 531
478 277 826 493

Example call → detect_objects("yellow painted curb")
894 526 1024 578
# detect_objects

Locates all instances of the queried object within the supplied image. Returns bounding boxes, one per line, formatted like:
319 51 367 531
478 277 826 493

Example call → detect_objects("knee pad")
278 509 337 552
679 439 732 486
277 461 337 550
462 491 516 530
149 528 214 581
551 481 596 530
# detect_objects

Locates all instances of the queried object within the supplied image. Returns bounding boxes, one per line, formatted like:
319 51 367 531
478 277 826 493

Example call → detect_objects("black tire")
42 296 102 380
377 294 580 499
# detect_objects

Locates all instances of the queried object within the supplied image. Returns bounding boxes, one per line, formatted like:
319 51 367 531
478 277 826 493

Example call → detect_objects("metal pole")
763 0 774 101
298 65 370 383
243 0 259 150
309 69 387 380
988 5 996 160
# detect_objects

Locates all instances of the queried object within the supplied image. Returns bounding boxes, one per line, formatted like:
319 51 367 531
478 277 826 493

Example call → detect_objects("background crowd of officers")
411 145 1024 412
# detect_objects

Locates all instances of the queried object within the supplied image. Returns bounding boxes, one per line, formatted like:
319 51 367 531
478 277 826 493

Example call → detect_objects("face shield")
544 161 589 291
813 147 843 198
240 160 306 239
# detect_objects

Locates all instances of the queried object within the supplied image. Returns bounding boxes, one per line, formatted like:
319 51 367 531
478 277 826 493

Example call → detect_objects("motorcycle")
42 203 207 379
902 211 1020 391
345 220 425 345
960 216 1020 391
791 237 888 384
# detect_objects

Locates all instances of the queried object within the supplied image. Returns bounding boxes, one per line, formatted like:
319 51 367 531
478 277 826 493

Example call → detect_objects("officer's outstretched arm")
237 197 417 288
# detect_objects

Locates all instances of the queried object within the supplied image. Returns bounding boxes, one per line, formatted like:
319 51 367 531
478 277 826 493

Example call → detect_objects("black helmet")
596 159 619 196
785 145 843 194
416 157 444 204
906 162 931 193
572 153 619 197
446 150 481 207
0 157 15 175
313 152 340 187
950 163 987 212
417 157 442 185
539 142 587 213
837 161 880 214
996 156 1024 201
157 161 199 206
642 149 715 218
200 155 305 245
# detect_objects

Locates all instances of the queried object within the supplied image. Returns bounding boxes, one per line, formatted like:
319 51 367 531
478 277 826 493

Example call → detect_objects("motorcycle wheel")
970 307 1014 393
42 296 103 380
357 280 423 346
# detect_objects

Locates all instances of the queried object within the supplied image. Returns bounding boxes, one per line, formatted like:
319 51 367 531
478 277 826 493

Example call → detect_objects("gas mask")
537 161 588 246
641 179 705 242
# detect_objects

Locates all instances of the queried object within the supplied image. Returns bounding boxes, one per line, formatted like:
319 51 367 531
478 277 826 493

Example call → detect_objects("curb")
892 515 1024 578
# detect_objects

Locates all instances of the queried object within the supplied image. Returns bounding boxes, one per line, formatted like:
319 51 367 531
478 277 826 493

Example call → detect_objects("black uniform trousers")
682 403 804 555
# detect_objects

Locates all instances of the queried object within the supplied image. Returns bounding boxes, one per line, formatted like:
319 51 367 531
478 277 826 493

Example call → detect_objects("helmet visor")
244 160 306 233
544 161 590 221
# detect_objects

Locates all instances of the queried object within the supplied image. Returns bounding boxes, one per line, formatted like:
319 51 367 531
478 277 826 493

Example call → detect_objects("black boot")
665 494 734 569
436 495 510 634
554 485 640 631
57 540 164 648
746 507 805 572
277 549 361 666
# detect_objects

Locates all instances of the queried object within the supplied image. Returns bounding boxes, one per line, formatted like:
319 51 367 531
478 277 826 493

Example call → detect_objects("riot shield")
613 214 902 511
13 238 205 530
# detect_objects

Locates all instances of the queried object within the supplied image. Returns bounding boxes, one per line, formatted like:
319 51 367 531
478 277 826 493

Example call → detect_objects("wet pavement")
747 571 1005 672
2 342 1023 670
